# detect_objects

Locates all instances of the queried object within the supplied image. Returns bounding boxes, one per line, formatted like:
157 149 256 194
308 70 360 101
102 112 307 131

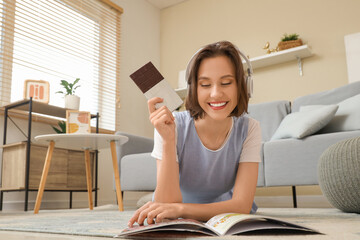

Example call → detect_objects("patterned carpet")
0 205 359 239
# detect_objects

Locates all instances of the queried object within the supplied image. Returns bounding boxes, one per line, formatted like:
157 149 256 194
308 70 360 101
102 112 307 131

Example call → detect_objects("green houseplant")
52 121 66 134
56 78 81 95
281 33 299 41
56 78 81 110
278 33 303 50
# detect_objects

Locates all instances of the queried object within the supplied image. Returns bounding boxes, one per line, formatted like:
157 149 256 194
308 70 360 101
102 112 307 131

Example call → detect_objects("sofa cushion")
247 100 291 142
300 94 360 133
271 105 338 140
292 81 360 112
264 130 360 186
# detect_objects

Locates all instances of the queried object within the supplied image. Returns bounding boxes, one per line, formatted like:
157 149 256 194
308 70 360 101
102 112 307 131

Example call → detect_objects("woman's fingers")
148 97 174 121
147 206 164 225
156 211 167 223
136 202 160 226
149 106 174 126
147 97 163 114
128 201 152 227
128 202 177 227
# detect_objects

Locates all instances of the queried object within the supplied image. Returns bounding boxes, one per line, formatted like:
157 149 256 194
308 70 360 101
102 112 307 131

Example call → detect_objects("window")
0 0 122 131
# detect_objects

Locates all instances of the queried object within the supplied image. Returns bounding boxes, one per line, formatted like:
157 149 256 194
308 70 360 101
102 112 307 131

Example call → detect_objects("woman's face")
197 55 238 121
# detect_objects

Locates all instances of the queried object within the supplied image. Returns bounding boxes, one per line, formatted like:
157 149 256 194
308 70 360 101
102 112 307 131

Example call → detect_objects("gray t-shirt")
152 111 260 213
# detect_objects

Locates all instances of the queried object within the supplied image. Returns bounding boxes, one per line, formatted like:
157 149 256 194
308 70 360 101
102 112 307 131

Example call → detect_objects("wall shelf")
247 45 313 76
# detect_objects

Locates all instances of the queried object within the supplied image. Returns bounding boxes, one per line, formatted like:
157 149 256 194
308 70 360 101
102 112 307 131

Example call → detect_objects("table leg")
110 141 123 211
84 149 93 210
34 141 55 214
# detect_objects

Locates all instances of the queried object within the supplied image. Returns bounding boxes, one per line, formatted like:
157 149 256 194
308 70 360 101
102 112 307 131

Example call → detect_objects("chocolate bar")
130 62 183 112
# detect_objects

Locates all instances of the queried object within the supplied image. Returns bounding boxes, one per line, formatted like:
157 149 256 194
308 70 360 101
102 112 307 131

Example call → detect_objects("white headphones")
185 43 253 98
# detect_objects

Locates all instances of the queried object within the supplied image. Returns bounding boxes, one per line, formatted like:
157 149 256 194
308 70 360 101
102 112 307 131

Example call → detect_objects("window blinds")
0 0 122 131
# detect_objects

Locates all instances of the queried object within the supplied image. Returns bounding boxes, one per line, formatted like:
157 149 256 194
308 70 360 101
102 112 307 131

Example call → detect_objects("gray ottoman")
318 136 360 213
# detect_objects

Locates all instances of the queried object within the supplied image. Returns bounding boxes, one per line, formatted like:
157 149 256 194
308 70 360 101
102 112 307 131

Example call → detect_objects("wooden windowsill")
0 107 114 134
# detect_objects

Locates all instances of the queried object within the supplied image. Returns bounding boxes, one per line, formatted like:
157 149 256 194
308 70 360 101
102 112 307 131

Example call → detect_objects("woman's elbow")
230 199 253 214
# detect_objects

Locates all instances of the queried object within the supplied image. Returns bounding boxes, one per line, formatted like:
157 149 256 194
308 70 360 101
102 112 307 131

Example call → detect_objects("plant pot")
277 39 303 51
65 95 80 110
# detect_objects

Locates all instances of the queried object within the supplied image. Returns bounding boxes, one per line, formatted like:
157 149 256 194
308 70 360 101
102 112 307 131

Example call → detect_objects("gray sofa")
116 81 360 206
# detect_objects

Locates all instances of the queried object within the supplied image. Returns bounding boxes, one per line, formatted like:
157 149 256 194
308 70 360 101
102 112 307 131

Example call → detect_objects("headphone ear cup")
246 75 253 98
236 48 253 98
185 63 191 86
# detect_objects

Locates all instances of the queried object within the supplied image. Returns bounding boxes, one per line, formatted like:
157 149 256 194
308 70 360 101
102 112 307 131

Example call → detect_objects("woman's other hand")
128 201 183 227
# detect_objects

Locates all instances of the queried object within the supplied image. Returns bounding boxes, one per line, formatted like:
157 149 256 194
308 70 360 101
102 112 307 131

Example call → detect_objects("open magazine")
116 213 320 237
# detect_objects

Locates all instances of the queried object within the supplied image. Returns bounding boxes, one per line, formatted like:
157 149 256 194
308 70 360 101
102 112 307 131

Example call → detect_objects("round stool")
318 136 360 213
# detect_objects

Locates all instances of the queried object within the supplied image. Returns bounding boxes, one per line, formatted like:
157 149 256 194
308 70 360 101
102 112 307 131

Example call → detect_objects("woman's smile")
208 101 229 110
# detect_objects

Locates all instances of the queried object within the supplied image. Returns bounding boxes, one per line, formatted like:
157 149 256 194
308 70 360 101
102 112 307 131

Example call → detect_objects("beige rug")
0 205 359 239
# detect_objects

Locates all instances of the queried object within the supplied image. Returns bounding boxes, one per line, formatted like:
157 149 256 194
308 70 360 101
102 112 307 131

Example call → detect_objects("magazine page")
225 218 320 235
205 213 320 236
205 213 255 236
116 218 216 237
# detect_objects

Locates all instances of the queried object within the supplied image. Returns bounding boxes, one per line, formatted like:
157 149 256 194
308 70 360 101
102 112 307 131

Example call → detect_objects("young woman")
128 41 261 227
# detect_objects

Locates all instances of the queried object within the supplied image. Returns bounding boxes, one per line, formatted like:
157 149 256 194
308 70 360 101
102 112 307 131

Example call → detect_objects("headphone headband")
185 43 253 98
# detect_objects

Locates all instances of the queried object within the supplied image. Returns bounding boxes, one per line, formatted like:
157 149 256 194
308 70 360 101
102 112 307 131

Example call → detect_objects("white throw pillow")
301 94 360 133
271 105 338 140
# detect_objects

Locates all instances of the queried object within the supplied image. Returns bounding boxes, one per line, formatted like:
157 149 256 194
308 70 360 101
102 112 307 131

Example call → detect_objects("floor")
0 192 142 240
0 192 334 240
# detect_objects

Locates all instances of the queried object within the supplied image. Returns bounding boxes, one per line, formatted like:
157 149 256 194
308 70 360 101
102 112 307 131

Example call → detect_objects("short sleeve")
239 118 262 163
151 128 163 160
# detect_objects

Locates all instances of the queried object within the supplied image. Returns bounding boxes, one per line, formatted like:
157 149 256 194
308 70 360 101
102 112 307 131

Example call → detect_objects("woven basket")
277 39 303 50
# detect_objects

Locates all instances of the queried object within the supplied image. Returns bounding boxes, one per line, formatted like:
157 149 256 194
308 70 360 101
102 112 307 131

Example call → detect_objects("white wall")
160 0 360 104
0 0 160 211
114 0 160 138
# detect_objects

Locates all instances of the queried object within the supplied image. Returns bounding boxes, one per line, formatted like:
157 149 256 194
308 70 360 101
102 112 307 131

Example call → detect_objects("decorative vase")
65 95 80 110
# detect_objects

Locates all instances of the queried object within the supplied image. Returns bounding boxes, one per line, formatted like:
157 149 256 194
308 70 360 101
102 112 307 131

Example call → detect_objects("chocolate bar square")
130 62 164 93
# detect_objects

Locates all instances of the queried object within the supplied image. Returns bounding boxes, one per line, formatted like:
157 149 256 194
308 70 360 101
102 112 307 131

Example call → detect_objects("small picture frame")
23 79 50 103
66 110 91 134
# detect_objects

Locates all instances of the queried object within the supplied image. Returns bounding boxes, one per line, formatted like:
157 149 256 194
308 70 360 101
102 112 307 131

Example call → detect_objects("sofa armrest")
115 131 154 162
114 132 155 191
115 131 154 174
121 153 157 191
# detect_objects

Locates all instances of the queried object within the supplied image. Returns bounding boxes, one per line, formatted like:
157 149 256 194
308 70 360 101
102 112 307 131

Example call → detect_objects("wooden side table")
1 98 99 211
33 133 128 214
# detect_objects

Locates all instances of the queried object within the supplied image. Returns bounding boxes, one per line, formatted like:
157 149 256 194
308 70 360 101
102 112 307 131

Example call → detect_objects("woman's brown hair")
185 41 249 120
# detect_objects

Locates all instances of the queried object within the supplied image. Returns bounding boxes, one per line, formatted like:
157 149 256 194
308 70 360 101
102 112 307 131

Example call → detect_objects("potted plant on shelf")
56 78 81 110
277 33 303 51
52 121 66 134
